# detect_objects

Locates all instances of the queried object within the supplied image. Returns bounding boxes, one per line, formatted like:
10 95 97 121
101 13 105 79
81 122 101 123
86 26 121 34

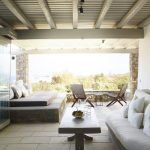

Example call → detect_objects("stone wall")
16 54 29 83
130 53 138 97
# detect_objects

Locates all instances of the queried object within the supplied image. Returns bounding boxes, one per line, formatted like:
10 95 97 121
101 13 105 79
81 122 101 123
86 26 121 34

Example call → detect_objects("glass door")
0 37 10 128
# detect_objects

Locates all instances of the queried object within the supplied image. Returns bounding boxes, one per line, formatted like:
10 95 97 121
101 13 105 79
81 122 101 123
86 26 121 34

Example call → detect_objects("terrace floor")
0 103 124 150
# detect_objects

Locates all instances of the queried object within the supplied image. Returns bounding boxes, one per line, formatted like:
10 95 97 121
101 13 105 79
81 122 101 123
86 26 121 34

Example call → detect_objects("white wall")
138 24 150 89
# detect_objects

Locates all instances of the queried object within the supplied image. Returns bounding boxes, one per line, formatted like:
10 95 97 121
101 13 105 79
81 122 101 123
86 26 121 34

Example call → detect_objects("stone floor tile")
50 136 69 143
20 137 50 144
0 144 7 150
0 132 8 137
0 137 22 144
5 144 38 150
2 131 33 137
70 143 115 150
37 143 70 150
88 135 111 143
32 131 56 137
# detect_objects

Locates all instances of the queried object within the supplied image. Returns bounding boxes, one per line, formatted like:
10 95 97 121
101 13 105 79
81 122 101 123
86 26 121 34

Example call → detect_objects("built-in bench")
10 93 67 123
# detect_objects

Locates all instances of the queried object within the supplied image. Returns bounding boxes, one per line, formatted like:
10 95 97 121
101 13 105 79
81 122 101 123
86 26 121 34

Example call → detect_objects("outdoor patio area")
0 102 122 150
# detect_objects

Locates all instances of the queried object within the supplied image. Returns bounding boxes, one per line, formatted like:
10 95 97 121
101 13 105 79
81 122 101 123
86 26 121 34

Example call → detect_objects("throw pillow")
10 88 14 100
16 80 29 97
122 105 129 118
128 97 145 128
128 111 144 128
22 85 29 97
143 104 150 137
11 85 22 99
128 97 145 113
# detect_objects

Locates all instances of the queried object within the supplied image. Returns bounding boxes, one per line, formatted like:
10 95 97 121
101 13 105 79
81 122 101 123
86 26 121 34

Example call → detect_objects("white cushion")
22 85 29 97
143 104 150 137
128 111 144 128
10 88 14 100
106 110 150 150
16 80 29 97
129 97 144 113
11 85 22 98
122 105 129 118
128 98 144 128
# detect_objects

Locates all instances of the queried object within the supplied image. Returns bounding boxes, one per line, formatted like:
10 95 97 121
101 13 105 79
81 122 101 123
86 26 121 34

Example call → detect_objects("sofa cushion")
135 89 150 111
143 104 150 137
129 97 144 113
22 85 29 97
10 91 57 107
122 105 129 118
106 110 150 150
128 98 144 128
128 111 144 128
11 85 22 98
10 88 14 100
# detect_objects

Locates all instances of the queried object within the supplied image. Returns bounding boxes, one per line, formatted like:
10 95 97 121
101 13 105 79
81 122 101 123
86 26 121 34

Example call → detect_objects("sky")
29 53 129 81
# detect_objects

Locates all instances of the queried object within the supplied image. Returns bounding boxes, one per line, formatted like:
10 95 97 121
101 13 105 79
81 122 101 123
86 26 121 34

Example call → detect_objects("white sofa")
106 89 150 150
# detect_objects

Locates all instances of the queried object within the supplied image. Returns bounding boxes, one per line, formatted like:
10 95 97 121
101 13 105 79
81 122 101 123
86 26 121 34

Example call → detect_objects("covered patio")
1 0 150 150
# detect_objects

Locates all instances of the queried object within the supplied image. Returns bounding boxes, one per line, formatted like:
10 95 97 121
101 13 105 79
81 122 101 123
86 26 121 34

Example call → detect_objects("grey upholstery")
106 89 150 150
10 91 56 107
10 93 66 123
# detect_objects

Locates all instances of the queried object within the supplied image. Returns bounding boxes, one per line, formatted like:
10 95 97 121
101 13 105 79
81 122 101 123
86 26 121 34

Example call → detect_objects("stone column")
130 53 138 97
16 54 29 83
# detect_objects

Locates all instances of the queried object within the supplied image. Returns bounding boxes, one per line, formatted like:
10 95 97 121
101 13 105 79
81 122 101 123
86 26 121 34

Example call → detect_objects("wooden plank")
138 16 150 28
38 0 56 29
26 48 138 54
95 0 112 28
16 29 144 39
73 0 78 29
1 0 34 29
0 18 12 28
117 0 148 28
0 28 17 39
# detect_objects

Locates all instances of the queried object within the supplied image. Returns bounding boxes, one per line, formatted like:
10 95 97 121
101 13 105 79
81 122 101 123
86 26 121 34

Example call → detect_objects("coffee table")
58 107 101 150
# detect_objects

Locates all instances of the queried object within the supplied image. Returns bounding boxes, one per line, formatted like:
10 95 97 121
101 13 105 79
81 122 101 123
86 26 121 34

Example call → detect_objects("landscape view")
29 54 130 92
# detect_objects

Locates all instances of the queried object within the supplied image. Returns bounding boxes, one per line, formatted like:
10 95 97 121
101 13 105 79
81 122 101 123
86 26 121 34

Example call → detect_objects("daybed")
10 92 66 123
106 89 150 150
10 80 67 123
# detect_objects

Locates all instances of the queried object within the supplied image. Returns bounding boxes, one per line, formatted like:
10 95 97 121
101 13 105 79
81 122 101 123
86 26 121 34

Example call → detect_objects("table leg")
75 133 84 150
68 135 75 141
68 134 93 141
84 134 93 141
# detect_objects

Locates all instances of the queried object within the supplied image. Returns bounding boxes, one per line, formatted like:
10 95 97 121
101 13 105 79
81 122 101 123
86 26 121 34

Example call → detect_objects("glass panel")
0 37 10 123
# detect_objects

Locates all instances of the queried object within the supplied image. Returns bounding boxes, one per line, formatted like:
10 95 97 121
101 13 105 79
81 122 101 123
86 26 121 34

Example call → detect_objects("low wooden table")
58 107 101 150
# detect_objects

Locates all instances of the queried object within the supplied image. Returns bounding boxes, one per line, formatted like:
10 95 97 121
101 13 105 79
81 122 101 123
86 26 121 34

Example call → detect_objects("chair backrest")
118 84 128 98
70 84 86 99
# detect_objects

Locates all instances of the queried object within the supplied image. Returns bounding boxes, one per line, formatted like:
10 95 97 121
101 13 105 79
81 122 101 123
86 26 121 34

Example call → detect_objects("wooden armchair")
106 84 128 107
70 84 94 107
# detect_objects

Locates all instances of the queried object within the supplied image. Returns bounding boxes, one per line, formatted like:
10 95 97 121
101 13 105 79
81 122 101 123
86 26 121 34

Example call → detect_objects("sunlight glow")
29 53 129 83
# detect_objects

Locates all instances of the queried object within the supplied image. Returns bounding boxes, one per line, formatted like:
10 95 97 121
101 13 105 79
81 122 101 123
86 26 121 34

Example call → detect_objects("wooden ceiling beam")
15 29 144 39
138 16 150 28
72 0 78 29
0 17 12 28
95 0 112 28
0 28 17 39
1 0 34 29
38 0 56 29
25 48 138 54
117 0 148 28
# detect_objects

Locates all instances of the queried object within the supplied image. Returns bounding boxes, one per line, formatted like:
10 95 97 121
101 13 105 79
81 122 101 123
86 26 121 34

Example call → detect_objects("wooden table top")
59 107 101 134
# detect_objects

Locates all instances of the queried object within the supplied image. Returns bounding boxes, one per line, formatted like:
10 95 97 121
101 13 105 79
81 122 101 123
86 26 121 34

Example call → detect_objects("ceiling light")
102 40 105 43
79 6 83 13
